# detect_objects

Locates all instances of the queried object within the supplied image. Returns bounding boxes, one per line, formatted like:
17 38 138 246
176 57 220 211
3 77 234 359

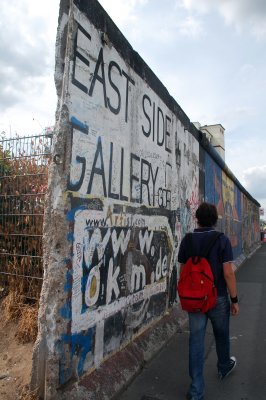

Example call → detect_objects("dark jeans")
187 296 231 400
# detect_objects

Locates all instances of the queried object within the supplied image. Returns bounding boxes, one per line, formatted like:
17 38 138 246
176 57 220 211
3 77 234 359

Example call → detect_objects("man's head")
195 202 218 227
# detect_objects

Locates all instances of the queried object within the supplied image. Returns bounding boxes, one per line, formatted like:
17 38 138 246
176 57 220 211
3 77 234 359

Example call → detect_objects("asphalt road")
118 243 266 400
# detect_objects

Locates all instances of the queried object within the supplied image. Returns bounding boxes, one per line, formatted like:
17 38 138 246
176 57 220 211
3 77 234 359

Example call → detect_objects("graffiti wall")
50 0 200 385
33 1 259 395
204 151 259 259
242 194 260 254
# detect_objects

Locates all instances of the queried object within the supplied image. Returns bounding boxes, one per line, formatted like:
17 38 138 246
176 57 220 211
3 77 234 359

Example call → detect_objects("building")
194 122 225 161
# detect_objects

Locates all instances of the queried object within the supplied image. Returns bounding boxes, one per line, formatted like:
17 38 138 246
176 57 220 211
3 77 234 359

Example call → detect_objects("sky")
1 0 266 214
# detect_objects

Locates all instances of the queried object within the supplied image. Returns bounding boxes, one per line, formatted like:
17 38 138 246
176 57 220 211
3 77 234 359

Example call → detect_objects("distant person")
178 202 239 400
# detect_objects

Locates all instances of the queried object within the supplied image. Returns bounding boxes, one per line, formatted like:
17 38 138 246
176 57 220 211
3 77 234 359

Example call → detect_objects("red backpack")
177 232 222 313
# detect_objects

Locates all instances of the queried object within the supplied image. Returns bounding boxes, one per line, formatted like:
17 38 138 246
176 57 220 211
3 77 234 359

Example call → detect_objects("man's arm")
223 262 240 316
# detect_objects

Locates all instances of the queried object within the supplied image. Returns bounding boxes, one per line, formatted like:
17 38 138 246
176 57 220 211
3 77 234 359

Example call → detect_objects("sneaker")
218 356 237 380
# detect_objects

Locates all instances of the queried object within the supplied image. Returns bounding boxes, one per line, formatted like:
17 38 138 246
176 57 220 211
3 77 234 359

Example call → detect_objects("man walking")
178 202 239 400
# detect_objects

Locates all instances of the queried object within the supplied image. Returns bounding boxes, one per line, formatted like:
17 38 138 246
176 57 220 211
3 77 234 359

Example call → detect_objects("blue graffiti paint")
66 205 87 222
64 270 72 292
60 302 72 319
59 328 95 383
205 153 222 206
60 271 73 319
70 116 88 132
67 232 74 242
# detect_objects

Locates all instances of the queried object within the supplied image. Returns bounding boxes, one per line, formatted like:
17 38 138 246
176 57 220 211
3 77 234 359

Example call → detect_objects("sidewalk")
118 243 266 400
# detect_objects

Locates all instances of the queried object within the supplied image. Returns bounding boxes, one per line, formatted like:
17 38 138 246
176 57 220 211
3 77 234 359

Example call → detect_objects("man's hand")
231 303 239 316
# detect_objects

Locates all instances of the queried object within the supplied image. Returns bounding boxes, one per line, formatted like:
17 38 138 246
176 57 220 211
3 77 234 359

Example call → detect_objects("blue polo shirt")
178 227 234 296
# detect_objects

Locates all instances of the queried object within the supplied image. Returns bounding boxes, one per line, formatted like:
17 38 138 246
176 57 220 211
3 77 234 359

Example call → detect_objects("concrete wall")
31 1 260 398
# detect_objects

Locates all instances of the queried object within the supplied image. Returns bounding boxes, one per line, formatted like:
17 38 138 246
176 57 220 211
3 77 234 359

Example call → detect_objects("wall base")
56 305 187 400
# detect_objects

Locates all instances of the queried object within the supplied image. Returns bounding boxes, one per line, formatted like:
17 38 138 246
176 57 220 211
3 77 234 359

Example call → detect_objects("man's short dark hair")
195 202 218 227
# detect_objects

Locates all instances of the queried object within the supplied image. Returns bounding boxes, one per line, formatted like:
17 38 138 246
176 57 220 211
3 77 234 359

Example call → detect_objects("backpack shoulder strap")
185 232 194 258
202 231 223 258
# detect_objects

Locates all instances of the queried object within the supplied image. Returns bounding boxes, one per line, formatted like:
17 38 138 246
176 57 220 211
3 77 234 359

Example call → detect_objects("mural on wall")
204 153 242 258
55 1 200 384
221 172 242 254
204 150 260 260
242 194 260 254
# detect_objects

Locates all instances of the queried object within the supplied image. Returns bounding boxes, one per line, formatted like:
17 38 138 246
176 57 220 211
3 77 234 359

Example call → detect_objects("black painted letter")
87 137 107 196
107 61 122 115
142 94 151 137
89 48 107 108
